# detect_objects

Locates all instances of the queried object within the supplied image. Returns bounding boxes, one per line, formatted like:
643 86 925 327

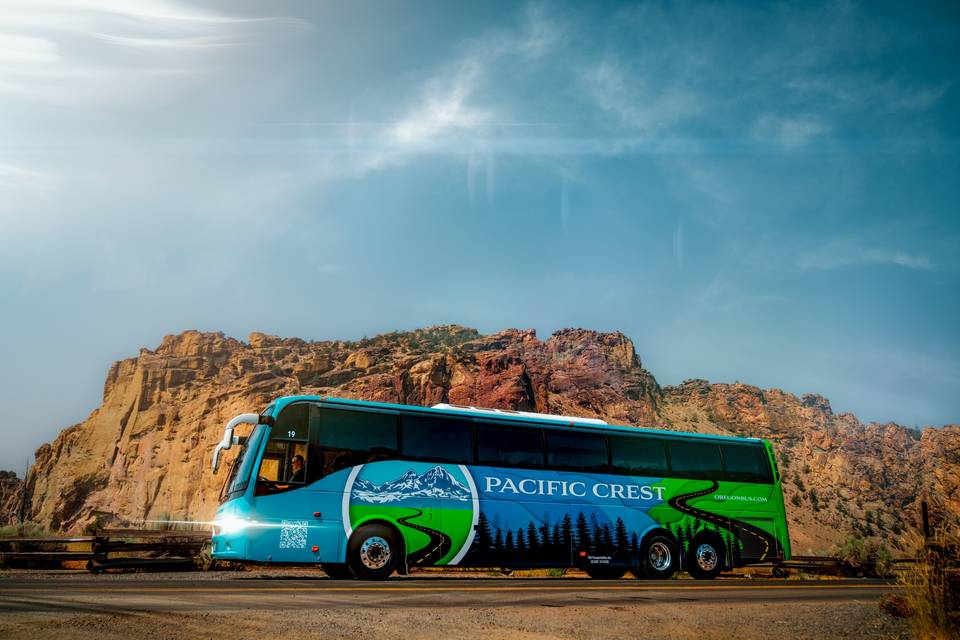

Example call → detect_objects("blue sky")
0 1 958 471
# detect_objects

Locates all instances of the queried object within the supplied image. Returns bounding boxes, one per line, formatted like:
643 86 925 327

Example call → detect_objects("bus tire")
686 532 725 580
347 523 400 580
584 566 626 579
320 563 355 580
637 533 679 579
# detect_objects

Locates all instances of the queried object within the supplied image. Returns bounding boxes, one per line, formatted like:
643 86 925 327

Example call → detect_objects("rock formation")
0 471 23 528
16 326 959 553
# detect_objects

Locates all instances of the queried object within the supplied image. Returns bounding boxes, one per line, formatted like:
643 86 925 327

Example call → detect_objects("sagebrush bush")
896 523 960 640
834 534 893 578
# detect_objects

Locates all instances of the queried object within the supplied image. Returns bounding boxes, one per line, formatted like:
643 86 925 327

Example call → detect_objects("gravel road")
0 571 909 639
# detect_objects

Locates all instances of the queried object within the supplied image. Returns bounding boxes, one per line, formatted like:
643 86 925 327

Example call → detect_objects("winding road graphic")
668 481 778 562
397 509 451 566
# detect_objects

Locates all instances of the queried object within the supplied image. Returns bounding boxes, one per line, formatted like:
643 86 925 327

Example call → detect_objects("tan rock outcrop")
15 326 959 555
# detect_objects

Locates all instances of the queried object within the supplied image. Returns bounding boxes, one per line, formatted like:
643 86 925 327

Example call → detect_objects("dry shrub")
879 593 913 618
896 522 960 640
835 534 894 577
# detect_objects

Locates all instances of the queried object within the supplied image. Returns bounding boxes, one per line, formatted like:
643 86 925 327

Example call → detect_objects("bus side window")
666 440 724 480
720 444 773 484
609 435 668 476
476 423 544 468
309 406 398 480
255 403 309 494
545 430 608 472
401 415 473 463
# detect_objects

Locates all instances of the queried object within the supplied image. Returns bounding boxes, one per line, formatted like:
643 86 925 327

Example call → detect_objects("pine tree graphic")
561 514 573 551
466 509 654 568
590 513 601 553
614 517 629 558
539 515 552 551
468 512 493 561
600 523 613 554
575 512 591 550
527 521 540 560
672 522 688 552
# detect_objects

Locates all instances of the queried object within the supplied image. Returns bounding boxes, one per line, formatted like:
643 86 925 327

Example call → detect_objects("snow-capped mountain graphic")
352 466 471 503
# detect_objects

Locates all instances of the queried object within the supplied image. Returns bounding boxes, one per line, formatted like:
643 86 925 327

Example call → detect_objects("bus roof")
269 395 764 445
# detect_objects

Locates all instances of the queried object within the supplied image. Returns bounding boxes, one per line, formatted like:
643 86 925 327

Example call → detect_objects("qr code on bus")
279 520 308 549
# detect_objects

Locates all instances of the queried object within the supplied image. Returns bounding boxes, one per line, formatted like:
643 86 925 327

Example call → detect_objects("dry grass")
0 522 48 538
896 522 959 640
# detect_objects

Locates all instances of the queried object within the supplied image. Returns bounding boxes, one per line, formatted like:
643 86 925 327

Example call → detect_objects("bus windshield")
223 423 268 500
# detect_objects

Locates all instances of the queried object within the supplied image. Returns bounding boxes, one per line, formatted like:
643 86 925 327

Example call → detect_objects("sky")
0 0 958 472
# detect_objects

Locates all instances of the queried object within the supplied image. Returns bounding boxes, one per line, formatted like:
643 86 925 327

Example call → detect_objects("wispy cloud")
797 242 935 272
88 33 247 50
582 56 700 134
752 114 829 148
0 0 309 104
0 163 58 199
692 274 790 312
390 60 492 147
296 1 565 185
388 2 563 150
0 34 60 65
786 75 948 114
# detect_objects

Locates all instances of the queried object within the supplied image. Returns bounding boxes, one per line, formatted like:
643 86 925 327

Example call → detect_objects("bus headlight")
214 514 251 535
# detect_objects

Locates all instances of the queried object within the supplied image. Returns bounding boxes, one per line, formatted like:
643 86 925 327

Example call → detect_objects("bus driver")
288 454 305 483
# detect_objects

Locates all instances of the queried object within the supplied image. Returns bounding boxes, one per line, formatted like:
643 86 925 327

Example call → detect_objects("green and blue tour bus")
211 396 790 580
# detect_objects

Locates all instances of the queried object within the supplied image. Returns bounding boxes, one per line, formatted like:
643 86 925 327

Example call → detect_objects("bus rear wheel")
635 534 678 579
584 566 626 579
347 524 400 580
320 563 355 580
686 534 725 580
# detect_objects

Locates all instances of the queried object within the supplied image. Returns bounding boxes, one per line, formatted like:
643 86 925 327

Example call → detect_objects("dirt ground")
0 600 909 640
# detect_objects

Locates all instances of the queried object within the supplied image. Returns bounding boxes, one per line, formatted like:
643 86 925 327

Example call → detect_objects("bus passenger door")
247 402 341 563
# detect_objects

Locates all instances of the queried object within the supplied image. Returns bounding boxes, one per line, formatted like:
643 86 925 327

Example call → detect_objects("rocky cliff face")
660 380 958 551
18 326 959 552
0 471 23 528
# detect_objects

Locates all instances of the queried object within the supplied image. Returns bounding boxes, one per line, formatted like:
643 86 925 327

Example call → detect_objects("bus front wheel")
686 533 725 580
347 524 400 580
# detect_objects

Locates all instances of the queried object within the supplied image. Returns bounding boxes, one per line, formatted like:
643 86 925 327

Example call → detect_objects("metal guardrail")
0 529 928 576
0 528 212 573
754 554 917 578
95 528 212 540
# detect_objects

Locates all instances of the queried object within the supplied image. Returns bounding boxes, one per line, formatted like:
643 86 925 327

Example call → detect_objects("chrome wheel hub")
359 536 391 570
648 541 672 571
695 543 718 572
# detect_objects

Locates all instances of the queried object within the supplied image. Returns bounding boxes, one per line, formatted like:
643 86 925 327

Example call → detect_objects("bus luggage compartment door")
249 490 342 564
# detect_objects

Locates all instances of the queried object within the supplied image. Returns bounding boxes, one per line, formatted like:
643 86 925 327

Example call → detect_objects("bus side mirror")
212 413 262 473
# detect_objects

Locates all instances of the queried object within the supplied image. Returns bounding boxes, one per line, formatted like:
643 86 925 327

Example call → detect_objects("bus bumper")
211 532 250 560
211 504 255 560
